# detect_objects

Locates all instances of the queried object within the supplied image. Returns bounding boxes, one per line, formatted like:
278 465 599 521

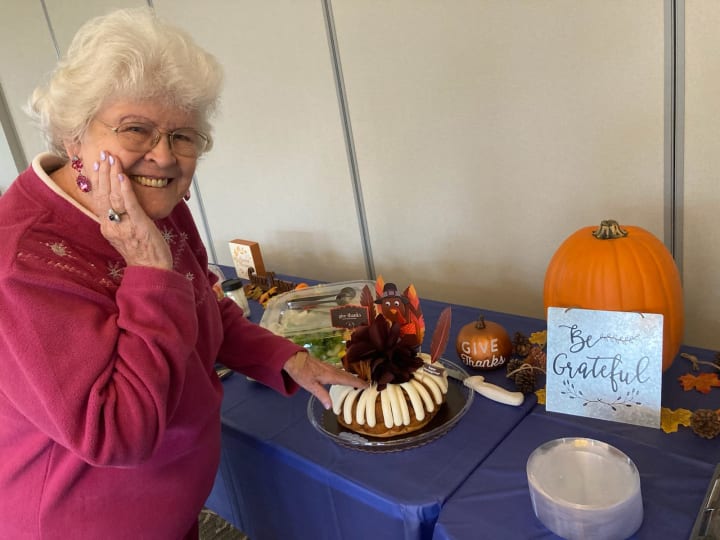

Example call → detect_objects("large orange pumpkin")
543 219 684 372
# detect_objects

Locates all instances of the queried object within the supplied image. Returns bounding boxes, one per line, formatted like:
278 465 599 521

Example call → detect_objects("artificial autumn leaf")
402 284 425 345
678 372 720 394
535 387 546 405
404 284 421 310
360 285 375 311
529 330 547 347
660 407 692 433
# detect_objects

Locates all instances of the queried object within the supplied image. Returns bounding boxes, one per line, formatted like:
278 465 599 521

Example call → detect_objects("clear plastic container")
221 278 251 318
260 280 375 365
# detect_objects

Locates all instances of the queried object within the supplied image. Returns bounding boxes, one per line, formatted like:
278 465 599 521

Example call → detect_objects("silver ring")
108 208 124 223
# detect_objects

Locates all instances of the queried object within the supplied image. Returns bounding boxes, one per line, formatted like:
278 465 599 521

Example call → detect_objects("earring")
71 156 91 193
184 190 191 201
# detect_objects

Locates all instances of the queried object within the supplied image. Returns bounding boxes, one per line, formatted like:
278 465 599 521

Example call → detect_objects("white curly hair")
28 7 223 157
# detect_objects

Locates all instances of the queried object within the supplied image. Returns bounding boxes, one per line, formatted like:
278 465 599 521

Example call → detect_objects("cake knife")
444 365 525 406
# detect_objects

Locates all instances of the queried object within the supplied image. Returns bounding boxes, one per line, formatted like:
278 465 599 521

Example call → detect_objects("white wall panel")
0 1 59 161
44 0 145 54
154 0 367 280
684 2 720 350
0 0 144 163
4 1 716 348
333 0 665 318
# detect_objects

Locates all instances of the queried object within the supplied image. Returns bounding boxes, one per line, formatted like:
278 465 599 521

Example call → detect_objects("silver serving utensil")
286 286 357 309
444 365 524 406
215 366 233 380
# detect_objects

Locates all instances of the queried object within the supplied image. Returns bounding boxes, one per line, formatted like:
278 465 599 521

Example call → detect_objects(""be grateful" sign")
545 307 663 429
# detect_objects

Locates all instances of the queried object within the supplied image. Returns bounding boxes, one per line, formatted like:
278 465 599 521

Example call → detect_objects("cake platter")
307 357 474 452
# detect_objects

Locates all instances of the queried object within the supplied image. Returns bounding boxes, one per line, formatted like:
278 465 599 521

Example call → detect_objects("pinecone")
514 366 537 394
511 332 531 358
690 409 720 439
506 358 525 380
525 345 547 371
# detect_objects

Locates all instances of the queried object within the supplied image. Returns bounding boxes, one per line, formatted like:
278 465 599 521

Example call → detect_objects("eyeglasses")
97 120 211 158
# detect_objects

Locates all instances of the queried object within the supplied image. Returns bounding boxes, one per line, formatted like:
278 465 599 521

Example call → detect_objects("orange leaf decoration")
375 275 386 299
404 284 421 310
678 372 720 394
403 284 425 343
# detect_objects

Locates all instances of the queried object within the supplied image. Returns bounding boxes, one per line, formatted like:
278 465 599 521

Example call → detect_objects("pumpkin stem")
475 315 486 330
592 219 629 240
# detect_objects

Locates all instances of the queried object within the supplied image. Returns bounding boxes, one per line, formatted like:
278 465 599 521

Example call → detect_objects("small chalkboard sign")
546 307 663 429
330 305 369 329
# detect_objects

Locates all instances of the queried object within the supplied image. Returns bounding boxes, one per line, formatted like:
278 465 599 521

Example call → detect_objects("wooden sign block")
228 239 265 279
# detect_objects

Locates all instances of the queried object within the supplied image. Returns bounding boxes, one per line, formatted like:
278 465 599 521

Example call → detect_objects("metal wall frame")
665 0 685 272
0 82 28 175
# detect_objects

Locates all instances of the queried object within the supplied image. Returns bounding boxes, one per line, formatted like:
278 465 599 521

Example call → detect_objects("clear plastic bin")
260 280 375 366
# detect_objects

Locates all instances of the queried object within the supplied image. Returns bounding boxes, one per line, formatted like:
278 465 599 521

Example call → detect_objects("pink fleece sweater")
0 155 303 539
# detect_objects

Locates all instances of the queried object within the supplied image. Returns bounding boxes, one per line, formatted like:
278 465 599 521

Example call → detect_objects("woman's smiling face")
78 100 201 220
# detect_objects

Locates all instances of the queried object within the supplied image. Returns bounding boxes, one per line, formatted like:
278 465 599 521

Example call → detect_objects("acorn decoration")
456 314 512 370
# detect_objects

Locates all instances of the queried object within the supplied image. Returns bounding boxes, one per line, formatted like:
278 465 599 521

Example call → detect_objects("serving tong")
285 286 357 310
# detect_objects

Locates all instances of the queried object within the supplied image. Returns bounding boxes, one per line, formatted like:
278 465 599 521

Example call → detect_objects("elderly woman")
0 8 364 540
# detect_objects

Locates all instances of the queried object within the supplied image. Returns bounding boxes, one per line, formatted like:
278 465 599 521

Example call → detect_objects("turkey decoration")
374 276 425 349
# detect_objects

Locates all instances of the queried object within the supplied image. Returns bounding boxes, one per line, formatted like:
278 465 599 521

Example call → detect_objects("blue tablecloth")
207 290 545 540
433 343 720 540
206 270 720 539
431 412 716 540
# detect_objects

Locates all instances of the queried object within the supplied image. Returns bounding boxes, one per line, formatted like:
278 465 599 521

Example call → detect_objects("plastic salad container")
260 280 375 366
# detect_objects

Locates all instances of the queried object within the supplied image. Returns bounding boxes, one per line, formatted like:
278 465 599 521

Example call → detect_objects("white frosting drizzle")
413 371 442 404
396 384 411 425
400 381 426 421
330 385 352 415
432 370 449 394
380 387 394 428
364 385 379 426
417 352 432 362
356 386 371 425
387 384 407 426
410 379 435 413
342 389 362 425
329 357 448 429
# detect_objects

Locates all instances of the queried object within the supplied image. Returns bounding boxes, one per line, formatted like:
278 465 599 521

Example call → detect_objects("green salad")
289 329 348 366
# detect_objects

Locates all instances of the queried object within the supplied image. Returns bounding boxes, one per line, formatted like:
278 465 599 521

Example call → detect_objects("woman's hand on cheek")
93 151 173 270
